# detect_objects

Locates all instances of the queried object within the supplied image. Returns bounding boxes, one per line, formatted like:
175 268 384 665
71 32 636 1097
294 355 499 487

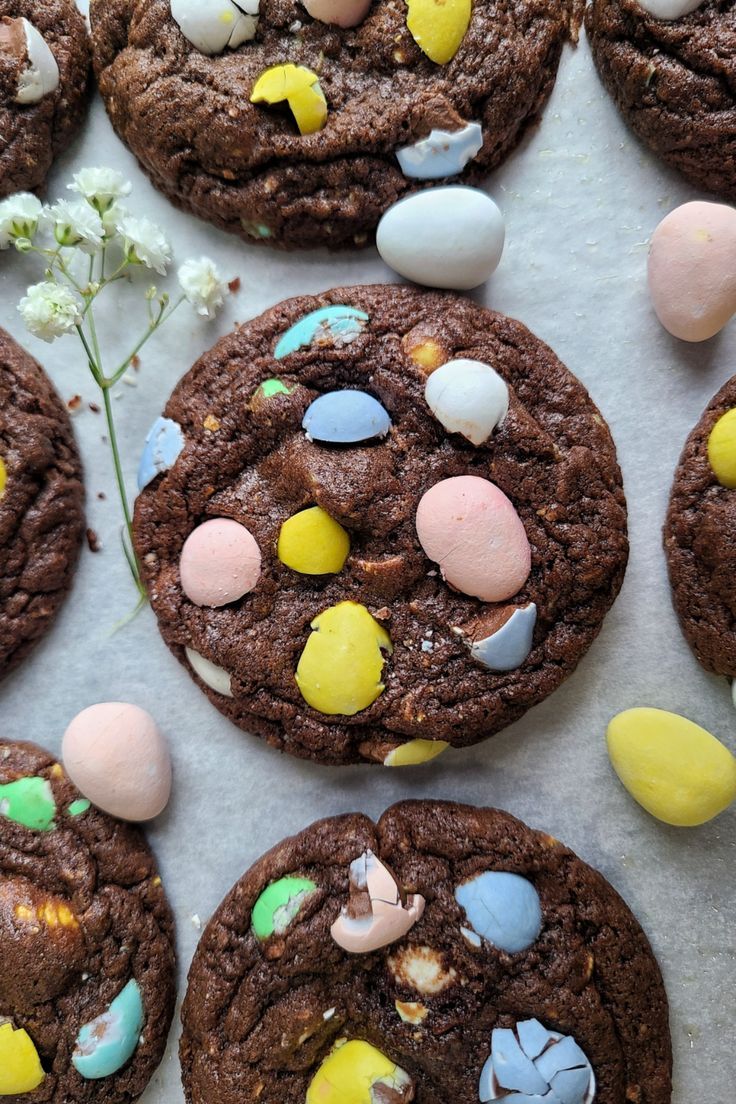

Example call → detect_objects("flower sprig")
0 168 231 607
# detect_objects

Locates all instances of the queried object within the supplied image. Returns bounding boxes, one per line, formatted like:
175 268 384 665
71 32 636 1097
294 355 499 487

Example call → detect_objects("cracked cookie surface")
133 285 628 766
180 800 672 1104
90 0 581 249
586 0 736 200
0 328 84 680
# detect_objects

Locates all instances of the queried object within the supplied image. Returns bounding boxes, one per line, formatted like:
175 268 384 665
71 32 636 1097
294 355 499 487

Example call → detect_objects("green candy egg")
0 777 56 831
251 876 317 941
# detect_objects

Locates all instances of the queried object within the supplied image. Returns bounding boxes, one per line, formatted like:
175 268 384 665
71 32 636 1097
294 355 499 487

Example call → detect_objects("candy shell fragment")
455 871 542 954
137 416 184 490
406 0 471 64
383 739 449 766
606 707 736 826
0 456 6 498
277 506 350 574
397 122 483 180
72 979 145 1080
0 1023 45 1094
707 408 736 488
170 0 259 54
274 306 369 359
295 601 392 715
251 64 327 135
185 647 234 697
0 776 56 831
251 876 317 940
306 1040 413 1104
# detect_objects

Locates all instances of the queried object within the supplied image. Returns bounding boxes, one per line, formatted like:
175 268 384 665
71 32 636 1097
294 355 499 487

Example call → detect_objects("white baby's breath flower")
18 281 83 343
177 257 229 319
101 201 127 239
0 193 43 249
68 167 132 213
45 199 104 253
116 215 171 275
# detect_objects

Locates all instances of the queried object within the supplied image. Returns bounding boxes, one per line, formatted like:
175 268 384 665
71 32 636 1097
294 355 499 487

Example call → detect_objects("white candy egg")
376 186 505 290
170 0 259 55
15 19 59 104
637 0 703 18
424 358 509 445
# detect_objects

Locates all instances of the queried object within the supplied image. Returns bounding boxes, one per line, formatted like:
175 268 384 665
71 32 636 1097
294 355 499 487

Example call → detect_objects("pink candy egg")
302 0 372 27
180 518 261 607
648 201 736 342
416 475 531 602
62 703 171 822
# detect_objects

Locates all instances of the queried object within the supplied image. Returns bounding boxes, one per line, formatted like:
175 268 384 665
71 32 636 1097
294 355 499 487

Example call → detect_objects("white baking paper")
0 9 733 1101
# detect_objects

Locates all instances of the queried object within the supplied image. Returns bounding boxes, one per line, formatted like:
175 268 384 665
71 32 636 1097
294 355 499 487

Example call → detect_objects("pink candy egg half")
303 0 372 27
180 518 261 607
416 475 531 602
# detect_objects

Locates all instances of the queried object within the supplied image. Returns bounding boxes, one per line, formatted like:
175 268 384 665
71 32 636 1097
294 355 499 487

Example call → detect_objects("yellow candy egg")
277 507 350 574
383 739 449 766
607 707 736 826
306 1040 412 1104
707 408 736 487
250 64 328 135
0 1023 45 1095
296 602 392 715
0 456 6 499
406 0 471 64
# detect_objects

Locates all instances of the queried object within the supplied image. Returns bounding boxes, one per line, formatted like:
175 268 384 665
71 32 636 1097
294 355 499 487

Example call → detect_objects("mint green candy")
72 979 144 1080
0 777 56 830
251 876 317 940
259 378 292 398
68 799 91 817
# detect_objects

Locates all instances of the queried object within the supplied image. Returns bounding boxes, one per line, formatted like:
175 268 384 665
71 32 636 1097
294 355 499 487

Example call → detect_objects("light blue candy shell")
72 978 145 1080
550 1066 594 1104
491 1029 549 1096
517 1018 557 1060
455 870 542 954
397 123 484 181
302 389 392 444
535 1036 590 1081
274 306 369 359
470 604 537 672
137 416 184 490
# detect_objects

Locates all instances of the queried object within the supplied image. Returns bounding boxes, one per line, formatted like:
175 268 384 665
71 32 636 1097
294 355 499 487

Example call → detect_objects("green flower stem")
101 383 146 600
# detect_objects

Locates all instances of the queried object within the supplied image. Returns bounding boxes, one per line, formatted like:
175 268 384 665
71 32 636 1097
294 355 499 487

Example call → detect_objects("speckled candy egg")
62 703 172 822
648 201 736 341
180 518 262 607
416 476 531 601
376 187 505 290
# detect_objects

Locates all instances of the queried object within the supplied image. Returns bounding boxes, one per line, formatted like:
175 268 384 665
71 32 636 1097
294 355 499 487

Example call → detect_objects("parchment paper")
0 9 733 1100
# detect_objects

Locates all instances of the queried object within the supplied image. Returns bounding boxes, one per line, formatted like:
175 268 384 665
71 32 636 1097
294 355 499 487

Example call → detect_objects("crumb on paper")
228 277 241 293
88 402 100 413
67 394 82 412
191 914 202 930
86 528 101 553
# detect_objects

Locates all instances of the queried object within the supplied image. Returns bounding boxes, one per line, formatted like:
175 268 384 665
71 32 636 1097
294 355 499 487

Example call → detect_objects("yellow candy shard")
306 1039 412 1104
606 707 736 827
250 64 328 135
406 0 472 65
277 506 350 575
296 601 392 716
0 1023 45 1095
707 407 736 488
0 457 6 499
383 739 449 766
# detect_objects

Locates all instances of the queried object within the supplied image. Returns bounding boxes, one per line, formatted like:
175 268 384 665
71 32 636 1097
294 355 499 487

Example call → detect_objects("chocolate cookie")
0 739 176 1101
0 328 84 680
180 800 672 1104
0 1 90 198
586 0 736 202
89 0 581 249
133 285 628 766
665 375 736 678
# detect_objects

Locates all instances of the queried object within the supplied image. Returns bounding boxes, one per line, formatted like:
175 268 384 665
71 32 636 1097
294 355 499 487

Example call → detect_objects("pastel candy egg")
62 703 172 822
303 389 391 444
424 358 509 445
416 476 531 602
302 0 373 27
377 187 505 290
72 979 144 1079
406 0 471 64
295 601 392 715
137 415 184 490
479 1021 595 1104
251 876 318 940
0 775 56 830
306 1040 414 1104
648 201 736 341
637 0 703 17
707 408 736 487
397 122 483 180
274 305 369 359
185 647 234 697
251 64 327 135
383 738 449 766
606 707 736 826
277 506 350 574
0 1023 45 1094
170 0 259 54
0 17 60 105
455 871 542 954
180 518 261 606
454 603 537 672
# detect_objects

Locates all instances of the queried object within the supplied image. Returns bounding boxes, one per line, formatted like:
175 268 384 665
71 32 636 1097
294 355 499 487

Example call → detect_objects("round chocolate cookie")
665 375 736 678
89 0 581 250
0 327 84 680
181 800 672 1104
133 285 628 766
0 739 176 1101
0 0 90 198
586 0 736 202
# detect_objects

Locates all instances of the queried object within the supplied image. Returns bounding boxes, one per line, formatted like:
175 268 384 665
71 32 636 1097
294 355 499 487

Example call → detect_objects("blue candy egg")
303 390 392 445
72 978 144 1080
274 305 369 359
455 871 542 954
137 416 184 491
